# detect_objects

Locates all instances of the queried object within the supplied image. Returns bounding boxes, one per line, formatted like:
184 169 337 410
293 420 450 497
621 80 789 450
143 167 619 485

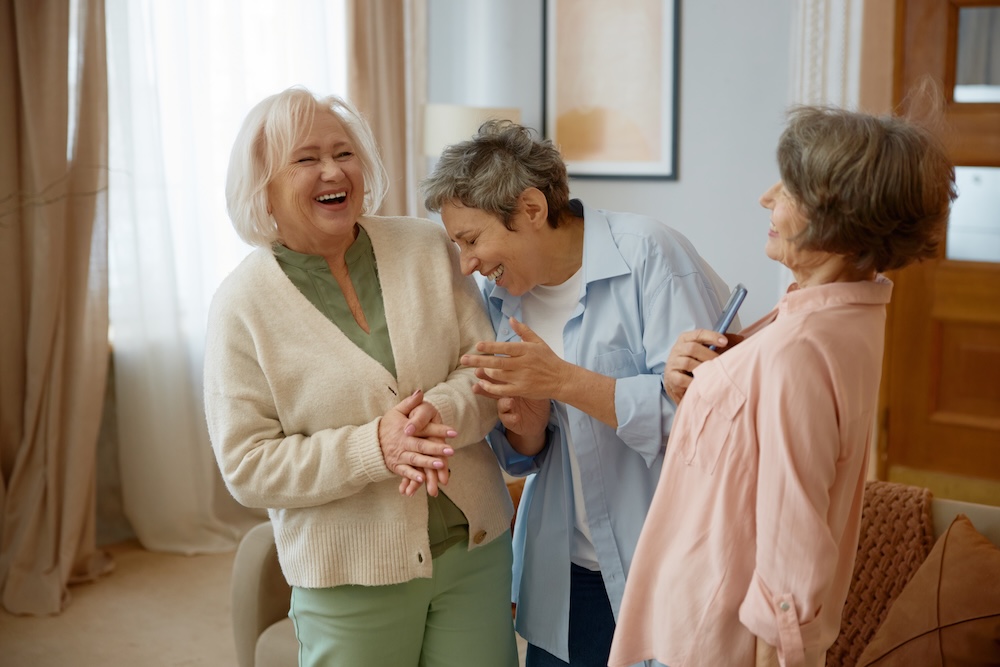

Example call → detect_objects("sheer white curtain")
779 0 863 294
106 0 349 553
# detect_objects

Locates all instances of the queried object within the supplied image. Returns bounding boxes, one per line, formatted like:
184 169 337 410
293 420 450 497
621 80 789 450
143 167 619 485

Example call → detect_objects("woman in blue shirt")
422 121 732 667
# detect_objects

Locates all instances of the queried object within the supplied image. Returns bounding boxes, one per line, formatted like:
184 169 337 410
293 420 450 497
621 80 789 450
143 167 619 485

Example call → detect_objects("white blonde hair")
225 86 388 247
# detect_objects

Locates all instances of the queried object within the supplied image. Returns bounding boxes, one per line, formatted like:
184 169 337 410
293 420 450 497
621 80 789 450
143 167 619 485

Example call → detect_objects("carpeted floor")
0 540 237 667
0 540 528 667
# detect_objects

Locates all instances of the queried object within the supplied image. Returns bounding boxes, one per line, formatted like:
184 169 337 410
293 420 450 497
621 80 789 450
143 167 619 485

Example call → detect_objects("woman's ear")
518 187 549 229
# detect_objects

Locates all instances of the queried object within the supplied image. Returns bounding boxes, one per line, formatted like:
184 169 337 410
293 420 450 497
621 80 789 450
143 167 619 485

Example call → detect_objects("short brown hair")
777 105 956 273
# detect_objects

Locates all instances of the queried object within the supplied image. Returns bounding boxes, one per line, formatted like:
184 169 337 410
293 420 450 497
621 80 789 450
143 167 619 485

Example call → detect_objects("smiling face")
267 109 365 255
440 202 541 296
759 181 832 277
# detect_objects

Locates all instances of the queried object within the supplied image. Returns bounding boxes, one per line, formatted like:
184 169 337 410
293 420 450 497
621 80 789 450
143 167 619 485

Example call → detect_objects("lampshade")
423 104 522 157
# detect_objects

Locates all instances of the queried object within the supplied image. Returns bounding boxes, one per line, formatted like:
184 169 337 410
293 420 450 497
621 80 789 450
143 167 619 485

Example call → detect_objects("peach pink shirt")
609 277 893 667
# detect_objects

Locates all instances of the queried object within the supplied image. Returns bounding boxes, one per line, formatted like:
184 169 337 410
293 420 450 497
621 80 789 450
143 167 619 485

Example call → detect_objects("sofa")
230 482 1000 667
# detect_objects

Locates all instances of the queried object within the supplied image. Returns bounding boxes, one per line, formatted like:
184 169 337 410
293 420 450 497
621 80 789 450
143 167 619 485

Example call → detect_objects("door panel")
884 0 1000 505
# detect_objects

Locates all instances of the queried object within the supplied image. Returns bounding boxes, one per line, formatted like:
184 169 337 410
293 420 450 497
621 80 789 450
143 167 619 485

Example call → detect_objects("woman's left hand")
461 318 569 401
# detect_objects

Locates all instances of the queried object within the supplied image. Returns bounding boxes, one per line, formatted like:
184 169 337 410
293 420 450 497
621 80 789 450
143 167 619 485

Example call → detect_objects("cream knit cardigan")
204 216 511 588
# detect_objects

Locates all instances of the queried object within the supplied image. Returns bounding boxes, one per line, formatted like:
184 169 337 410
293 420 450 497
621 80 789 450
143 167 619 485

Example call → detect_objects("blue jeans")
525 564 614 667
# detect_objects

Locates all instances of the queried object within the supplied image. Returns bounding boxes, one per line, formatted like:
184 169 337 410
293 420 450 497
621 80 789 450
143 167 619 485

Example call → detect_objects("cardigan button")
417 552 424 563
779 601 790 612
473 530 488 544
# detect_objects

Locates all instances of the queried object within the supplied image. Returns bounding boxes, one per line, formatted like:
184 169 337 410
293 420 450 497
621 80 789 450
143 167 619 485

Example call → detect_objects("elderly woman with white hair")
203 87 518 667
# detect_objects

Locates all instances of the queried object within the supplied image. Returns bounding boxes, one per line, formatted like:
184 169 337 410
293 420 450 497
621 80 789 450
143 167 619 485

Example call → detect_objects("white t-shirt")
521 267 600 571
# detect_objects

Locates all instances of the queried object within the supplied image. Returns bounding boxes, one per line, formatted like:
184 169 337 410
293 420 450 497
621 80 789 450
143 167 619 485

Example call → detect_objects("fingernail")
432 461 444 469
404 424 415 436
443 447 454 455
416 475 423 483
411 389 421 397
446 429 458 438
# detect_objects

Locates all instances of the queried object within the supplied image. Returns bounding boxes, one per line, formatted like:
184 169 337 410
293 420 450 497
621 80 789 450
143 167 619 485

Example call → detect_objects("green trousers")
289 532 518 667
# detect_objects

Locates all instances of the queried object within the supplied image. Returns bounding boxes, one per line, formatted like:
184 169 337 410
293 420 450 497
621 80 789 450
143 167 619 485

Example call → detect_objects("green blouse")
273 227 469 557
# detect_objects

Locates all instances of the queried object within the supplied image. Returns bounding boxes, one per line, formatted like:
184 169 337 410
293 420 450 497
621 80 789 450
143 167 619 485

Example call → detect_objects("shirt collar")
779 274 894 316
271 225 373 270
485 199 630 314
578 200 631 284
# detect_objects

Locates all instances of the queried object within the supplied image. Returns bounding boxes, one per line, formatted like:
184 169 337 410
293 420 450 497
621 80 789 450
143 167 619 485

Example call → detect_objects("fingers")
398 467 450 497
435 463 450 487
403 401 439 434
664 369 694 404
394 388 424 415
476 375 513 398
672 328 725 349
379 414 454 479
407 422 458 440
425 467 439 497
400 476 420 496
471 382 504 401
508 317 540 342
397 448 450 471
463 347 514 367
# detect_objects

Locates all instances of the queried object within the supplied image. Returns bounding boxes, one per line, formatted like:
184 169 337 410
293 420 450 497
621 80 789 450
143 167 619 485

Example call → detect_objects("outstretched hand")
461 318 570 401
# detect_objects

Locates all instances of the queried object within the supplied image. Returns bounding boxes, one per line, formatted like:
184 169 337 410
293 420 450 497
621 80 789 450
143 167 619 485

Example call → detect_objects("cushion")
828 480 935 667
856 514 1000 666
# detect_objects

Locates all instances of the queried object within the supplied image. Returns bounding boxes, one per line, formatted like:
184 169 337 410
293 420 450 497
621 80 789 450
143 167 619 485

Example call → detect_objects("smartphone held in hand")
709 284 747 351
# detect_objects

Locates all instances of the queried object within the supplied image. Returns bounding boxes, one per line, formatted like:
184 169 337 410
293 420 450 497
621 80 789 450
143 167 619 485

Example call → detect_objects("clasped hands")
379 389 456 497
381 319 565 494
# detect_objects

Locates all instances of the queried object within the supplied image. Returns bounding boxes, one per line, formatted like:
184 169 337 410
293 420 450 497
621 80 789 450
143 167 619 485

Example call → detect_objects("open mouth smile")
486 264 504 282
316 191 347 204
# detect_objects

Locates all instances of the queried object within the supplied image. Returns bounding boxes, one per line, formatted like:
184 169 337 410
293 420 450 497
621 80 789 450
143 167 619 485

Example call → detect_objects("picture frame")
543 0 680 179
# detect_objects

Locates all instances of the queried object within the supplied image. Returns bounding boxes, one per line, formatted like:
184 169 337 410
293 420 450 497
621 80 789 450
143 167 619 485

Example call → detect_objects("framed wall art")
544 0 679 179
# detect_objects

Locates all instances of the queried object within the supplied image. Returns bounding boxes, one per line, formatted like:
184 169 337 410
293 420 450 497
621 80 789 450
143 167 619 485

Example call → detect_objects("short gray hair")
422 120 569 229
225 87 388 247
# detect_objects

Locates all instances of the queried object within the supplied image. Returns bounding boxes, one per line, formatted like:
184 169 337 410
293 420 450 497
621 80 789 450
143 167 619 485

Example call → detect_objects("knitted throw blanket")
826 480 935 667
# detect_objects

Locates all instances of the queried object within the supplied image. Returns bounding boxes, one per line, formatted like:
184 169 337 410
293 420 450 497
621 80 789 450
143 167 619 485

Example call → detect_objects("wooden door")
880 0 1000 504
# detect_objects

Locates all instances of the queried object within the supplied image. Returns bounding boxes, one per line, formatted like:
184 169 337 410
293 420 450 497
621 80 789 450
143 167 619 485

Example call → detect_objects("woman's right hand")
664 330 736 404
472 370 550 456
379 390 455 494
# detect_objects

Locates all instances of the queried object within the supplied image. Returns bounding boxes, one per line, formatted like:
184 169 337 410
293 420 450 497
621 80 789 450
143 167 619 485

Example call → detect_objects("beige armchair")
231 521 297 667
231 479 525 667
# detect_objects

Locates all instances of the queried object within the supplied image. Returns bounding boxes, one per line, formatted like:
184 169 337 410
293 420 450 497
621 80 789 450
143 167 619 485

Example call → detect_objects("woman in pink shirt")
608 105 956 667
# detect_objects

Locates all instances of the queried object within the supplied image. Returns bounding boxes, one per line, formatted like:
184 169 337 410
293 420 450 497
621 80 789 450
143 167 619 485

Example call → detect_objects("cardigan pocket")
679 367 745 474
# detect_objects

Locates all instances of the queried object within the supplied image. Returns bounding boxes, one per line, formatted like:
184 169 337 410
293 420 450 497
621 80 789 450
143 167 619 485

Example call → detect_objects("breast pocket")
590 348 641 379
677 364 745 475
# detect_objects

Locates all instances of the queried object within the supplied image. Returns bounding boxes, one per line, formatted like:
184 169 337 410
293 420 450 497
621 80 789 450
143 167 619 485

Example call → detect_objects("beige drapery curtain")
348 0 427 218
0 0 113 615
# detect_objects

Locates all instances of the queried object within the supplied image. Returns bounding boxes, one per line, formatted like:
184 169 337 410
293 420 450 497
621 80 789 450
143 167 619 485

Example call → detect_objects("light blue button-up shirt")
481 201 731 662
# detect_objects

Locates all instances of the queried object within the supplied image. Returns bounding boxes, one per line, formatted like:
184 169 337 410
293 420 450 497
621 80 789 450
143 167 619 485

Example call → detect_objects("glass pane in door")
947 166 1000 263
